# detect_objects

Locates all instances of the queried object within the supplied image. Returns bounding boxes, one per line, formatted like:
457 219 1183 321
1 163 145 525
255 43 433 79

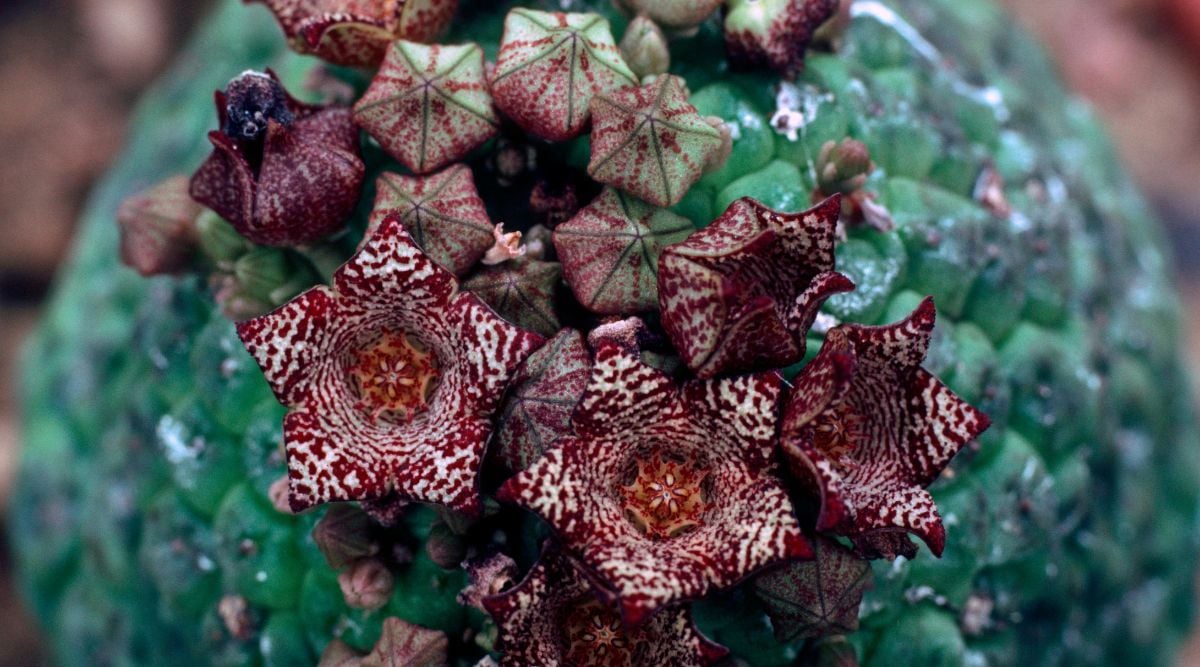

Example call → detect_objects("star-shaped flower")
249 0 458 67
189 70 364 247
588 75 725 208
780 298 991 559
554 187 695 315
724 0 838 78
236 216 543 515
354 40 498 174
481 544 727 666
657 195 854 378
490 9 637 141
367 165 495 277
498 332 811 624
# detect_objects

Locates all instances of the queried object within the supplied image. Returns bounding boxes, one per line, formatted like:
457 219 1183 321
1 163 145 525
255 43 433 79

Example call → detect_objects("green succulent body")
11 0 1199 664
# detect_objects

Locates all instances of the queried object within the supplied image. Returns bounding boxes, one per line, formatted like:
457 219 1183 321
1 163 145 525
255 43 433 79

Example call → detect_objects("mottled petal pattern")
554 187 695 315
362 617 450 666
588 75 723 207
781 299 991 558
498 342 811 623
491 9 637 141
237 217 542 516
658 195 852 377
367 166 495 277
481 545 726 666
355 41 498 174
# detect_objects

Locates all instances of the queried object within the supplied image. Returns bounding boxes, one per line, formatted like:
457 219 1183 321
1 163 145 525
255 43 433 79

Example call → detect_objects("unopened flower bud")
117 176 201 276
703 116 734 174
338 558 394 611
725 0 838 78
816 138 873 194
317 639 363 667
620 16 670 79
233 247 293 304
313 504 379 571
615 0 723 36
425 522 468 570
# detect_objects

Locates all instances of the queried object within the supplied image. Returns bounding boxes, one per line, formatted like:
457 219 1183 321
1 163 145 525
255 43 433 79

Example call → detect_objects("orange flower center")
347 329 438 422
562 598 639 666
812 404 864 463
619 451 709 540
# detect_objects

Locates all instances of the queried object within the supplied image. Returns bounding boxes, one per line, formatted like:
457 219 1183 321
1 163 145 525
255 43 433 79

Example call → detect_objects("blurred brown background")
1 0 1199 662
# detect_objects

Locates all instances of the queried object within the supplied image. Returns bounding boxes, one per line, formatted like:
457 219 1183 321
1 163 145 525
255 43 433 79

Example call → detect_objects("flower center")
812 403 864 464
561 598 639 666
347 329 438 422
619 451 710 539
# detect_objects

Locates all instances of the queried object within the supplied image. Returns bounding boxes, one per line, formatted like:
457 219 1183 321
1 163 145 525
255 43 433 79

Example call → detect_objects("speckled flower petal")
238 217 543 515
367 166 495 277
554 187 695 315
492 329 590 474
461 258 562 337
724 0 838 78
498 342 810 623
355 41 498 174
753 535 871 642
658 195 852 377
490 9 637 141
781 299 991 558
251 0 458 67
361 617 449 667
588 75 723 208
481 545 726 666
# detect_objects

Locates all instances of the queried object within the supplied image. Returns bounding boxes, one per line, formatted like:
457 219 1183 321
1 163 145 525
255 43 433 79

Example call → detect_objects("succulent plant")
12 0 1200 665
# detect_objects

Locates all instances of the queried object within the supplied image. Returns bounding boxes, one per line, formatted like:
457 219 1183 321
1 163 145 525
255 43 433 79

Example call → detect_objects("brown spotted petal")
724 0 838 78
492 329 591 474
461 258 563 337
355 41 498 174
491 9 637 141
498 341 811 624
190 75 364 247
251 0 458 67
658 195 853 378
753 535 871 641
554 187 695 315
588 75 724 208
236 216 543 516
780 299 991 559
361 617 449 667
481 544 726 666
367 166 495 277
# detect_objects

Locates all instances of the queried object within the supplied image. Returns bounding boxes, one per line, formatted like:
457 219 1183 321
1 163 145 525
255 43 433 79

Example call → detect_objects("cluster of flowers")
117 0 989 663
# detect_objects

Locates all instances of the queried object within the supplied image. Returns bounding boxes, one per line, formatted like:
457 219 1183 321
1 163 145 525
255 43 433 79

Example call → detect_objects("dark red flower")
657 195 853 378
498 330 811 624
236 216 542 515
481 545 727 665
780 298 991 559
249 0 458 67
189 70 364 247
490 9 637 141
